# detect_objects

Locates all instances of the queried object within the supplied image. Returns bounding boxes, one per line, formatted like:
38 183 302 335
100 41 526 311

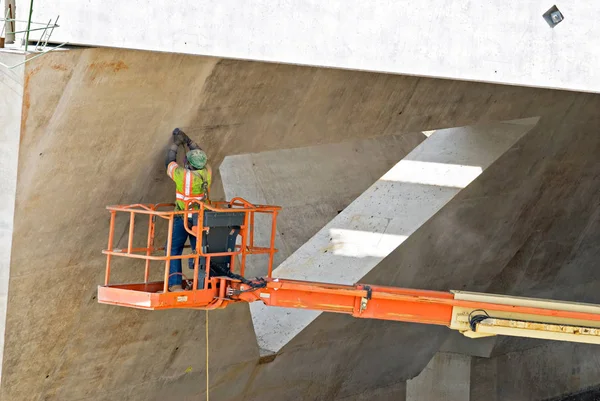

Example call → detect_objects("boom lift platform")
98 198 600 345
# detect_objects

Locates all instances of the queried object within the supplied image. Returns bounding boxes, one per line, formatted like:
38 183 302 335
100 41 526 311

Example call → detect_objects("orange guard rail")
98 198 280 310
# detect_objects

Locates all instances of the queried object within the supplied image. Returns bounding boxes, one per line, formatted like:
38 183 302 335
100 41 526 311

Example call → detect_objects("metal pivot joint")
359 285 372 314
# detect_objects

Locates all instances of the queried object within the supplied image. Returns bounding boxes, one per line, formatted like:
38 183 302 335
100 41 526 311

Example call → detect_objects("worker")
165 128 212 292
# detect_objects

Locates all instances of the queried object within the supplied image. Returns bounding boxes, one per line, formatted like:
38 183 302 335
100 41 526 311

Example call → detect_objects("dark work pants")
167 216 203 287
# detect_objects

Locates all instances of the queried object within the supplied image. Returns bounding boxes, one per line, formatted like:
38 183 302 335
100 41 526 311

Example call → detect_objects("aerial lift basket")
98 198 280 310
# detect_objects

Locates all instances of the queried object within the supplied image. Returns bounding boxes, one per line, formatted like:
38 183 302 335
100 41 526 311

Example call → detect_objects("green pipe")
25 0 34 51
9 25 54 35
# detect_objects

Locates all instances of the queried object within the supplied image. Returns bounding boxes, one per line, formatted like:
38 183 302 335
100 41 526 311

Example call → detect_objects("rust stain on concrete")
50 64 68 71
20 66 41 139
87 60 129 83
88 60 129 73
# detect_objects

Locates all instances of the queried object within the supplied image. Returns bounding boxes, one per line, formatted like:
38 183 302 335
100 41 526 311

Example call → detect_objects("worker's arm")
165 128 185 169
178 129 201 151
166 129 190 181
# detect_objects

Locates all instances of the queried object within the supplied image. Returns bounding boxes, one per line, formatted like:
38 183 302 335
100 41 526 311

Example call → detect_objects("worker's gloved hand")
172 128 186 146
177 130 192 146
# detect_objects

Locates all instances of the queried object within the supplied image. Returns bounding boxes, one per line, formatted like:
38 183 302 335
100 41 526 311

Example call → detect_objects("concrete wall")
1 46 599 400
0 51 24 381
17 1 600 93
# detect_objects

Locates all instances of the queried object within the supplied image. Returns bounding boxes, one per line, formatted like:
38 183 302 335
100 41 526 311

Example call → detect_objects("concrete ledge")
220 133 425 277
21 2 600 93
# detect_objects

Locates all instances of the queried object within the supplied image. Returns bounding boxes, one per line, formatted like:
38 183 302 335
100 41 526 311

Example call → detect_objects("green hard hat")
186 149 207 170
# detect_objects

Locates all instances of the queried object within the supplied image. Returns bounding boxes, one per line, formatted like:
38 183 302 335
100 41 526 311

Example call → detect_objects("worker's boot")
168 285 186 292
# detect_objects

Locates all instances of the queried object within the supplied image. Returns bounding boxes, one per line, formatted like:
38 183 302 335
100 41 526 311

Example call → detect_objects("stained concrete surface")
1 46 599 400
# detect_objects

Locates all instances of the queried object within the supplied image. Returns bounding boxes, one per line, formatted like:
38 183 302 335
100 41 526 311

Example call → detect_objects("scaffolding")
0 1 68 69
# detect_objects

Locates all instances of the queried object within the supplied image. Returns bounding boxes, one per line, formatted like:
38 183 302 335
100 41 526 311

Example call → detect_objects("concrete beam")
220 133 425 277
17 1 600 93
251 118 538 355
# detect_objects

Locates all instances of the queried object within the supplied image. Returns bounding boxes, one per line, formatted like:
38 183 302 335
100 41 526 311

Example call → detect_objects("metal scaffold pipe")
25 0 34 51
